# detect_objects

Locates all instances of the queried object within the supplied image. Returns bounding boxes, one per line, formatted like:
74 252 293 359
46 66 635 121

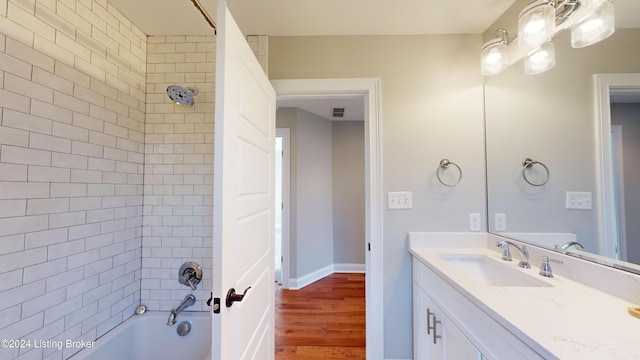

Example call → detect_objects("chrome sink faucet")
167 294 196 326
496 241 531 269
557 241 584 254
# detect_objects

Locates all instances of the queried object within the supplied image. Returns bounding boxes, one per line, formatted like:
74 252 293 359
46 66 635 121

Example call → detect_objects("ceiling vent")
332 107 345 118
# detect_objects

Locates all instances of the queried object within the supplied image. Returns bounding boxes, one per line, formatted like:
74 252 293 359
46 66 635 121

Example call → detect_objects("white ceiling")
107 0 640 36
108 0 518 36
278 95 365 122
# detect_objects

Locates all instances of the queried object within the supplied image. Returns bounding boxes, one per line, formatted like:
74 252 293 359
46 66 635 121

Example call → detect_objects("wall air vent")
332 107 345 118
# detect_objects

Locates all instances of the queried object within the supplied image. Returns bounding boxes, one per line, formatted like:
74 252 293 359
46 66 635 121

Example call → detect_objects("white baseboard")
288 263 365 290
288 264 334 290
334 263 366 273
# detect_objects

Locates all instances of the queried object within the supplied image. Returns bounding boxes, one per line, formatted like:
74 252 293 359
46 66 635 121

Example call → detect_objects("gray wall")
277 111 366 279
611 103 640 264
277 108 333 279
333 121 366 265
270 35 486 359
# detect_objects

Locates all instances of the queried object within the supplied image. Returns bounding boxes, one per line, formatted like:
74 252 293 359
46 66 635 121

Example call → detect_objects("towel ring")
522 158 550 186
437 159 462 187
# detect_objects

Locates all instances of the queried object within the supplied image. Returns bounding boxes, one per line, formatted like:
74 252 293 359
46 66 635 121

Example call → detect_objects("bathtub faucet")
167 294 196 326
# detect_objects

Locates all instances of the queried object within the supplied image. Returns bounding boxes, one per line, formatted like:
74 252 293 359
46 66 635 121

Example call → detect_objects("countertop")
411 245 640 359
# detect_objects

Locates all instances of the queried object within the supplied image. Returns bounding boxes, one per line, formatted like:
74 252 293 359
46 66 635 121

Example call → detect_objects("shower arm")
190 0 217 34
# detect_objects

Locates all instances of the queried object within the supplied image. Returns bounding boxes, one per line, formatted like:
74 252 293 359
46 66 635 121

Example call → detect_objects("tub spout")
167 294 196 326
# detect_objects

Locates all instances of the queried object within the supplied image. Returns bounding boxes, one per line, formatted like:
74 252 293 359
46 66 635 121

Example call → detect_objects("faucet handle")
496 241 512 261
539 256 553 278
178 261 202 290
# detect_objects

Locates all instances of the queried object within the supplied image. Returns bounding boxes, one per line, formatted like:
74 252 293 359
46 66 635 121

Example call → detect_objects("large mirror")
485 4 640 269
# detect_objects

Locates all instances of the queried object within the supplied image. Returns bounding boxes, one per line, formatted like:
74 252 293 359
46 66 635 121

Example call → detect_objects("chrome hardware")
167 294 196 326
437 159 462 187
522 158 550 186
178 261 202 290
426 308 435 334
135 305 147 315
539 256 554 278
497 241 531 269
225 286 251 307
177 321 192 336
432 316 442 344
558 241 584 254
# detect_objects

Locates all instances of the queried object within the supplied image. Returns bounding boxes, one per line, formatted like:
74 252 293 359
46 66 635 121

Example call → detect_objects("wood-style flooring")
275 273 366 359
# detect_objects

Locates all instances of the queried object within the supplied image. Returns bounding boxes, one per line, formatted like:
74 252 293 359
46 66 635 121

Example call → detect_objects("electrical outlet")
469 213 481 231
566 191 592 210
387 192 413 209
494 213 506 232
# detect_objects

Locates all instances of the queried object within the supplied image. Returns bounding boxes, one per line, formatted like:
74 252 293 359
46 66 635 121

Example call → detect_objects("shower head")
166 85 199 106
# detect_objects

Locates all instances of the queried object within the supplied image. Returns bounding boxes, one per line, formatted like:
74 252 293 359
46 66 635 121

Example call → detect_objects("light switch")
387 192 412 209
566 191 592 210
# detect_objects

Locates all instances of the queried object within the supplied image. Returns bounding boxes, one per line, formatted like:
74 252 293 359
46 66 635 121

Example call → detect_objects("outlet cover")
388 192 412 209
495 213 506 232
469 213 481 231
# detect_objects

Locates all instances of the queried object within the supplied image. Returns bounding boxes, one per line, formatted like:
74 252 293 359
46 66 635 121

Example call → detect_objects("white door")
212 2 276 359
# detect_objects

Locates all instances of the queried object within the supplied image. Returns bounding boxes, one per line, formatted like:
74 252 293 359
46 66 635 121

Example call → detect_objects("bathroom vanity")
410 232 640 360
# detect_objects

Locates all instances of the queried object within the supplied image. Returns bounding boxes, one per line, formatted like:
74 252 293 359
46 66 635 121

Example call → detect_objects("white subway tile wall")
0 1 146 359
142 35 214 312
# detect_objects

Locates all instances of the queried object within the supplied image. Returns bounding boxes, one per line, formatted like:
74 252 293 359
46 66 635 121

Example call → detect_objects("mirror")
485 12 640 270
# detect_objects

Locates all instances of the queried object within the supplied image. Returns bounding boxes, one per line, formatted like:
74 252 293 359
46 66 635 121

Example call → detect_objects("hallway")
275 273 366 359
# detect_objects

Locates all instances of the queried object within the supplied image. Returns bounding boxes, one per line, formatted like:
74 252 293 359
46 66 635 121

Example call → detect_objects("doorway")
271 78 383 359
594 73 640 261
275 129 291 288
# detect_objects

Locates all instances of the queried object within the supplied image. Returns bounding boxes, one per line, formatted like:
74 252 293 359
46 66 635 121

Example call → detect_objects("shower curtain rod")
190 0 217 34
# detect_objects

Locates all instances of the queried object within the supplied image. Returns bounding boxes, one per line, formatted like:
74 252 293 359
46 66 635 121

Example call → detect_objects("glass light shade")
518 1 555 52
571 1 615 48
481 39 509 76
581 0 606 9
524 41 556 75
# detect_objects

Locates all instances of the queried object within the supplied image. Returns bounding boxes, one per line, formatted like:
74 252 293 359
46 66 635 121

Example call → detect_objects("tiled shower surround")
142 35 214 312
0 1 215 359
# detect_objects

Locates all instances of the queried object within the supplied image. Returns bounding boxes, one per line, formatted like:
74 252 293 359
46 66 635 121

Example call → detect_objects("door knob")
225 286 251 307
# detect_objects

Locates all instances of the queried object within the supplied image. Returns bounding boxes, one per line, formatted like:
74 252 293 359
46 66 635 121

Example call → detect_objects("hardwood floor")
275 273 366 359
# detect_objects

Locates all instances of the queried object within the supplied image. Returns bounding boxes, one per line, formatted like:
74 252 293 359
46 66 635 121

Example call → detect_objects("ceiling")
108 0 640 37
108 0 519 36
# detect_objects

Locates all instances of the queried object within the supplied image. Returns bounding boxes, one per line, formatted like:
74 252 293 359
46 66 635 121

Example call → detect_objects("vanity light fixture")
524 41 556 75
518 0 556 52
571 0 615 48
482 0 616 76
481 29 510 76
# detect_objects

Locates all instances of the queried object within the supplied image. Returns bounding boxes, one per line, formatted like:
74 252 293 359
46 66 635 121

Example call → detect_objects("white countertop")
410 243 640 359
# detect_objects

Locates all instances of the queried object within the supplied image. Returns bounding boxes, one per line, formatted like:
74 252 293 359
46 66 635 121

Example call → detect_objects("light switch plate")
566 191 592 210
388 192 412 209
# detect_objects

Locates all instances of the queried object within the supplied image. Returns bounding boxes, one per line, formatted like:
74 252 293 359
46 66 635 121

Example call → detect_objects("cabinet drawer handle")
427 308 435 335
432 315 442 344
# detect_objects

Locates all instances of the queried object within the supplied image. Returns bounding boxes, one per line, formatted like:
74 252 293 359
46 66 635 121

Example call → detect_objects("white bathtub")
71 311 211 360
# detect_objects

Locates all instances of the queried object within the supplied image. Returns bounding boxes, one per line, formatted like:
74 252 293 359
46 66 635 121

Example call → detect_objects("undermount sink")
438 254 552 287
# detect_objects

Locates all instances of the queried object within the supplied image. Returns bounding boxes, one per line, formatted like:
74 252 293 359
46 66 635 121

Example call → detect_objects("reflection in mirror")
485 18 640 269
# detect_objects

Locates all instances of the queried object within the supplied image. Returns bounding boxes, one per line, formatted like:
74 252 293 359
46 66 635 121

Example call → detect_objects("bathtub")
71 311 211 360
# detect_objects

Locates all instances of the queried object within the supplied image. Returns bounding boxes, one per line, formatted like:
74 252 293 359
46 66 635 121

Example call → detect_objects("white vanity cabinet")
412 256 545 360
413 283 481 359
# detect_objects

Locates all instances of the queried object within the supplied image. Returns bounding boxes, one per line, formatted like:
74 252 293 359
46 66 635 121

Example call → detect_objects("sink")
438 254 552 287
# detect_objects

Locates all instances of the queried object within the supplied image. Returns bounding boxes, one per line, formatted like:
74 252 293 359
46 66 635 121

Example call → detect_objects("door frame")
593 73 640 259
276 128 291 288
271 78 383 360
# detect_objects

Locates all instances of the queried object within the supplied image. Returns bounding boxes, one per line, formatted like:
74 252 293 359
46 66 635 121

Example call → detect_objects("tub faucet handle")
178 261 202 290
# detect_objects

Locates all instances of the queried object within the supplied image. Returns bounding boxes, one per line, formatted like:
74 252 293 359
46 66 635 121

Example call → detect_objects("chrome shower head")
166 85 198 106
